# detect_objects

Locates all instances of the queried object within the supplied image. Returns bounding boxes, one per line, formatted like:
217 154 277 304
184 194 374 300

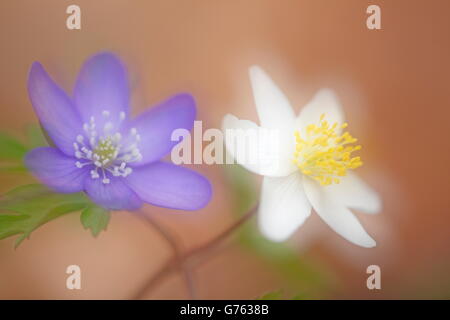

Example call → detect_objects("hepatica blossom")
25 53 211 211
223 66 381 247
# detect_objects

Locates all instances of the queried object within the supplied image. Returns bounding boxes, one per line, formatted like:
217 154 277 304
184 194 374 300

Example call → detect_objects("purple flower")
25 52 212 211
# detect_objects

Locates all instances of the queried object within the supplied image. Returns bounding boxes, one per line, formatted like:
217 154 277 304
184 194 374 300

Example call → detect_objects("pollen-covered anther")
292 113 363 186
72 112 142 184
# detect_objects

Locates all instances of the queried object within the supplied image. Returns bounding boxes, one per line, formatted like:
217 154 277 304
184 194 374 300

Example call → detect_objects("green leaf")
0 132 27 160
25 124 49 148
0 164 27 173
0 130 30 173
0 184 90 248
256 289 311 300
238 225 333 297
80 205 110 237
257 290 283 300
224 164 258 213
291 292 308 300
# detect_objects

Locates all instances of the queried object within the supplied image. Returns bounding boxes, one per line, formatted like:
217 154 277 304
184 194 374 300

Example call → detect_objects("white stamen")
90 169 99 179
74 111 142 182
76 135 84 143
104 122 113 132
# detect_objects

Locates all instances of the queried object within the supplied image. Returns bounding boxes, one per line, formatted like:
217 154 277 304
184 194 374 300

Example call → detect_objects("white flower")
223 66 381 248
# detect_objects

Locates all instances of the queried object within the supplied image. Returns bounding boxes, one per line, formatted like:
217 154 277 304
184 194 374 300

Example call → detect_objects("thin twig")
131 259 175 299
182 205 258 264
132 204 258 300
135 210 196 299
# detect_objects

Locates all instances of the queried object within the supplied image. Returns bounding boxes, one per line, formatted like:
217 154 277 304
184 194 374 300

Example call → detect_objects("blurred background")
1 0 450 299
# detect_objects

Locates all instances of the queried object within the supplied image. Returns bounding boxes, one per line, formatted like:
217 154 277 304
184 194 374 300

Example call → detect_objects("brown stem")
183 205 257 263
135 210 196 299
131 204 258 300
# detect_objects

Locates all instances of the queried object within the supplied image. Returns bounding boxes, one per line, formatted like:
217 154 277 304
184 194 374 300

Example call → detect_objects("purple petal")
25 147 88 193
73 52 129 129
28 62 83 156
125 161 211 210
124 93 196 166
84 177 142 211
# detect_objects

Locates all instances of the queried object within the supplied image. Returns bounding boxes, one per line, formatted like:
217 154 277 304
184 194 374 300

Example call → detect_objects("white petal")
326 172 381 214
303 176 376 248
258 173 312 242
249 66 296 129
297 89 345 135
222 114 296 177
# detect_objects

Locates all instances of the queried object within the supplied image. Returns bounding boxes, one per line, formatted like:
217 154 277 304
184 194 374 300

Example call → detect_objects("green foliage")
0 132 28 173
239 222 333 298
256 289 308 300
0 129 111 247
0 132 28 160
0 125 49 173
0 184 106 248
224 165 335 299
291 292 309 300
257 290 283 300
224 164 257 213
25 124 49 149
81 205 111 237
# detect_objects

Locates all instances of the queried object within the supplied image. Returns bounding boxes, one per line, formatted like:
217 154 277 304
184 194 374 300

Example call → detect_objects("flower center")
292 114 363 186
93 137 118 167
73 110 142 184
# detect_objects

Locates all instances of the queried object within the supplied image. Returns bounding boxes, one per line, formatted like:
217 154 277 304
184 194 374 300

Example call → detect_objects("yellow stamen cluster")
292 114 363 186
93 137 117 167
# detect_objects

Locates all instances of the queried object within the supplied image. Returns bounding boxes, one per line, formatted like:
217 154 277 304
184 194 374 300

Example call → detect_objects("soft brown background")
0 0 449 299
